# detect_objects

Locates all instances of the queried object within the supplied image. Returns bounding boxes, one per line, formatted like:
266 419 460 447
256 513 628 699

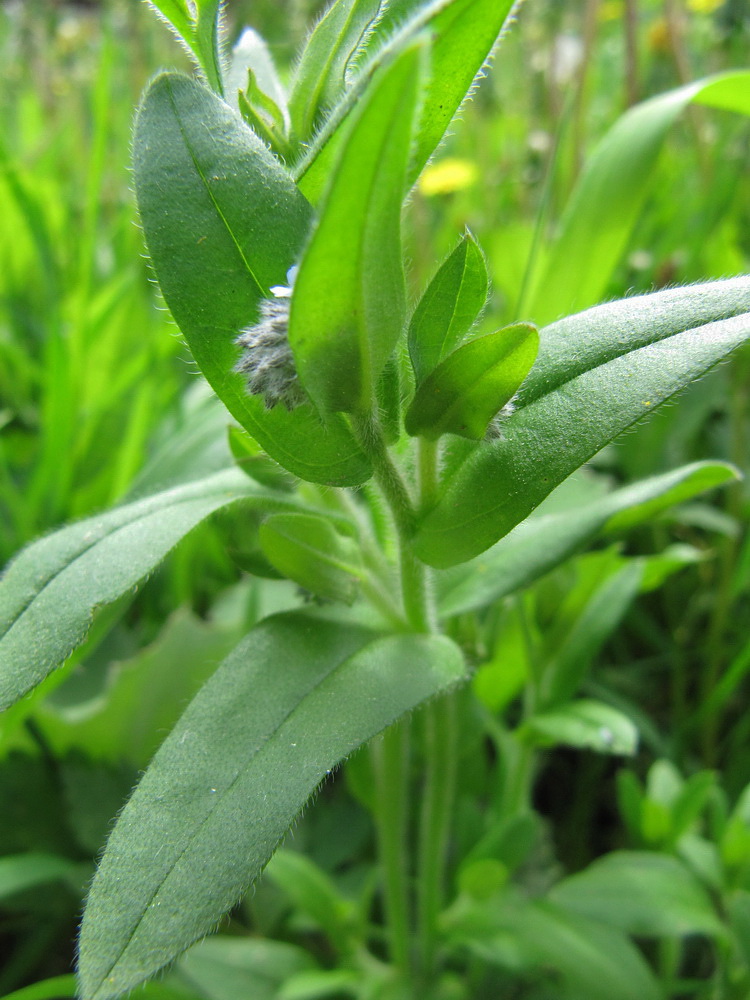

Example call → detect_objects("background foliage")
1 0 750 997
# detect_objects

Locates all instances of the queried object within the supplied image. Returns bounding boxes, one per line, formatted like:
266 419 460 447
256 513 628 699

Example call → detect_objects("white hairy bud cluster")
233 268 305 411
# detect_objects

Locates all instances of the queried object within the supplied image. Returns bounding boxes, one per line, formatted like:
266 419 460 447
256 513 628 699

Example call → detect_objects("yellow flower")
687 0 723 12
418 158 479 197
598 1 624 23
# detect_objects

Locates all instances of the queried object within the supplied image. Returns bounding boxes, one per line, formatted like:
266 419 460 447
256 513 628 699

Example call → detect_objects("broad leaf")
405 324 538 440
0 469 319 710
77 614 465 999
550 852 725 938
408 230 489 384
133 73 370 486
289 42 425 413
414 279 750 567
438 461 737 616
528 70 750 323
289 0 382 142
295 0 520 202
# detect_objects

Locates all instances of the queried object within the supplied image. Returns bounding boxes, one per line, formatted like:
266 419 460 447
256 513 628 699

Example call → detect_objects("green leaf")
0 469 311 710
414 279 750 567
265 850 353 950
259 513 361 603
133 73 370 486
176 937 315 1000
520 700 638 756
0 975 79 1000
77 614 465 999
296 0 520 202
0 853 78 901
289 0 383 142
408 231 489 383
147 0 225 95
528 70 750 323
444 890 662 1000
438 461 737 616
405 324 538 440
550 852 725 939
289 42 426 413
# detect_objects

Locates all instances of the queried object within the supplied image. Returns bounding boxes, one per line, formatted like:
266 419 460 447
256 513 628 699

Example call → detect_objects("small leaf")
0 469 315 710
550 852 725 939
176 937 315 1000
414 279 750 567
408 231 489 384
521 700 638 756
77 614 465 999
405 324 538 440
133 73 370 486
289 42 426 413
289 0 382 142
259 513 361 603
0 853 78 901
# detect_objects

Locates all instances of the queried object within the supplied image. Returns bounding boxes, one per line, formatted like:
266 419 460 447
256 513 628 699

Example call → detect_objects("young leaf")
0 469 325 711
148 0 225 95
289 0 383 142
414 279 750 567
77 614 465 1000
405 323 538 440
288 42 426 413
408 231 489 384
520 700 638 756
438 461 737 617
528 70 750 323
295 0 520 202
133 73 370 487
259 513 361 603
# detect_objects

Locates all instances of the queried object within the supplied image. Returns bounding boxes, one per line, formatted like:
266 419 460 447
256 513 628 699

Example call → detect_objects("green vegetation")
1 1 750 998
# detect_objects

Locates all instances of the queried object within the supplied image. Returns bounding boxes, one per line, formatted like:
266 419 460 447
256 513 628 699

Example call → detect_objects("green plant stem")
418 437 439 512
417 691 458 984
369 719 413 983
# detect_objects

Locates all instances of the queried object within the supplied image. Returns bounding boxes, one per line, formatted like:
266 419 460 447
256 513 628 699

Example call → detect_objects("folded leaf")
408 230 489 384
289 42 425 413
438 461 737 616
0 469 323 710
414 280 750 567
77 614 465 999
520 700 638 756
289 0 382 142
133 73 370 486
405 323 538 440
259 513 361 603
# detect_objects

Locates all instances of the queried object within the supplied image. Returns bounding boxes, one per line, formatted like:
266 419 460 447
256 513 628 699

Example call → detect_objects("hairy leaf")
133 73 370 486
77 615 465 999
415 279 750 567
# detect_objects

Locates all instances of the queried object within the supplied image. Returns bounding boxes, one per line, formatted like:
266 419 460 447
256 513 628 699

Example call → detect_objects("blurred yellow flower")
418 158 479 196
647 17 671 54
598 1 624 22
687 0 723 11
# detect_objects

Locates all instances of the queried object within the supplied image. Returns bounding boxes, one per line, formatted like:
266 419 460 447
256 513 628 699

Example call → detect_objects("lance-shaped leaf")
414 279 750 567
77 613 465 1000
405 323 538 440
259 513 362 603
528 70 750 324
0 469 331 710
438 461 738 617
289 42 426 413
289 0 383 143
295 0 520 202
133 73 370 487
409 231 489 383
